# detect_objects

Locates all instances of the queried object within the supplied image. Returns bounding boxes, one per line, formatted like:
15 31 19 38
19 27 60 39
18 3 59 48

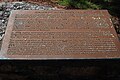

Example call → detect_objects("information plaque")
0 10 120 59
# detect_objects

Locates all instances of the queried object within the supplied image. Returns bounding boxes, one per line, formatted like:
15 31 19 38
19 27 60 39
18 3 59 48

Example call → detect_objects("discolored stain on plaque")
0 10 120 59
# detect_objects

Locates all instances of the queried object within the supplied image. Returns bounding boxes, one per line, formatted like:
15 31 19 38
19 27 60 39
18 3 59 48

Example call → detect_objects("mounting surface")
0 10 120 59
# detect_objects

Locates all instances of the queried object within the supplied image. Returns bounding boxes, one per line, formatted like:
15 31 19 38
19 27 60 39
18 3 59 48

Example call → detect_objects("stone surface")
0 10 120 59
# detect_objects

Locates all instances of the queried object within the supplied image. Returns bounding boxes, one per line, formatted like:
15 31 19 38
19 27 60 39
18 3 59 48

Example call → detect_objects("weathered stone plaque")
0 10 120 59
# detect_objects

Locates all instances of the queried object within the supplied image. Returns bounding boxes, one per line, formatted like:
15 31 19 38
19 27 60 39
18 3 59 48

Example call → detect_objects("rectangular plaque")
0 10 120 59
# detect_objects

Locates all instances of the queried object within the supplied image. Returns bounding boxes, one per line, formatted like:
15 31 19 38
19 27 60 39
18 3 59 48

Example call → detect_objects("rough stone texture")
0 10 120 59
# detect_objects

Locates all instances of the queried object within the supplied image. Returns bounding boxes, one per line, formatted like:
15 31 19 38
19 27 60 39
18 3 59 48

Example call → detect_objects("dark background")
0 59 120 80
